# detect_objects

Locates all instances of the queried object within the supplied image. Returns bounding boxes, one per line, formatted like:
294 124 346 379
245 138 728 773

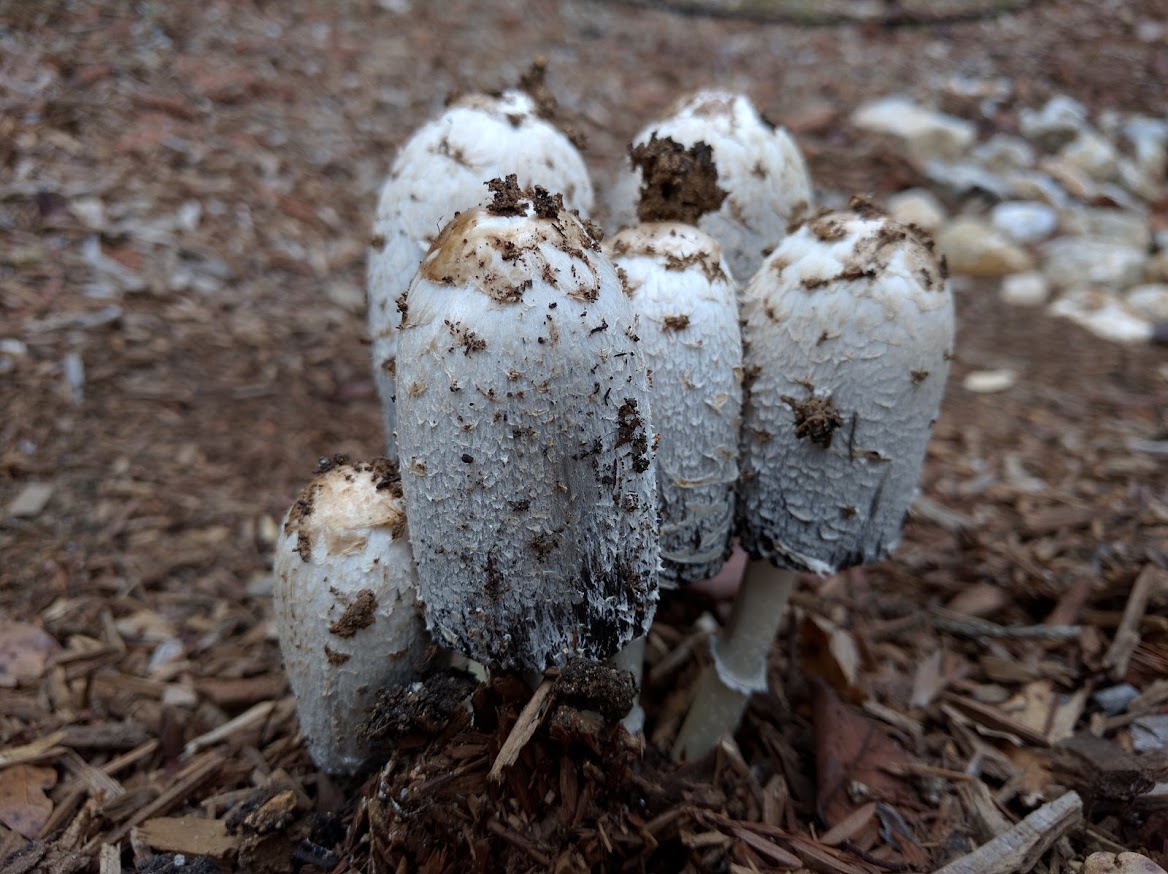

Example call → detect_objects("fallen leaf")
813 680 920 827
0 764 58 838
0 622 59 686
801 615 862 702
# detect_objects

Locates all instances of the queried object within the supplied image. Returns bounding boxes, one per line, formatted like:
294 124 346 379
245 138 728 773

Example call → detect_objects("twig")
485 819 551 867
489 677 555 782
182 699 276 757
933 790 1082 874
1102 565 1163 681
929 608 1081 641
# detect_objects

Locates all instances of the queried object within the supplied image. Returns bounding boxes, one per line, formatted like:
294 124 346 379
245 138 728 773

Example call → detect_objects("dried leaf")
813 680 920 827
0 764 58 838
0 623 59 686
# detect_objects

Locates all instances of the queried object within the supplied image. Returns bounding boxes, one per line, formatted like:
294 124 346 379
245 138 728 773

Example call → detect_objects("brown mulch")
2 1 1167 872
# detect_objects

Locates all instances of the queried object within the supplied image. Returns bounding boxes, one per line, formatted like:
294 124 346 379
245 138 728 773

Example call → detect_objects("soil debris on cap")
486 174 528 216
327 588 379 637
781 391 844 448
630 134 728 224
517 55 587 149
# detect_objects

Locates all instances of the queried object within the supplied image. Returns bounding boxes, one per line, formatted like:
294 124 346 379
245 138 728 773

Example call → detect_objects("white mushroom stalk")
604 223 742 585
396 177 659 675
673 203 955 760
368 87 594 458
273 457 428 775
609 89 812 282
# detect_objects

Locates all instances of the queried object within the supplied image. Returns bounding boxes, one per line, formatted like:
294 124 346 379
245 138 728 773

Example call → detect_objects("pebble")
8 482 54 519
990 201 1057 244
851 96 976 160
1019 95 1087 148
1085 853 1168 874
963 369 1017 393
1048 288 1153 344
886 188 947 234
999 271 1049 307
1057 128 1118 181
1006 170 1072 208
1058 206 1150 249
1043 238 1147 290
923 159 1011 199
936 217 1033 277
1091 683 1140 716
1126 284 1168 321
971 134 1035 171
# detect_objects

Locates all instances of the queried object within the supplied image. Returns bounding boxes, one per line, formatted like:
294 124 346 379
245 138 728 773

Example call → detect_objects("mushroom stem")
608 635 646 733
672 561 795 761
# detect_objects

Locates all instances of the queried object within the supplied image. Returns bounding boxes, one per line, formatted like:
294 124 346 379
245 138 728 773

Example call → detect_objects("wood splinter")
934 790 1082 874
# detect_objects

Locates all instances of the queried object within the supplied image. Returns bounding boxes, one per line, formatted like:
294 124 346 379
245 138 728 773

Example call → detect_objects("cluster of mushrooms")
272 80 956 776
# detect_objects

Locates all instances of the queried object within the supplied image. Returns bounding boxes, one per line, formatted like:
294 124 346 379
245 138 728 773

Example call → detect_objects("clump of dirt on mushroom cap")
396 179 659 673
630 135 727 225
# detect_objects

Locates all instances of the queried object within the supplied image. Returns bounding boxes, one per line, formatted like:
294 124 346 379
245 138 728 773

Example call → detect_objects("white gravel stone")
1057 128 1119 181
923 159 1011 199
936 217 1033 277
1125 284 1168 321
1043 237 1147 290
971 134 1036 172
1058 206 1151 249
1048 288 1153 344
886 188 948 234
1019 95 1088 148
999 271 1050 307
852 96 976 161
963 369 1016 394
990 201 1057 244
1006 170 1073 208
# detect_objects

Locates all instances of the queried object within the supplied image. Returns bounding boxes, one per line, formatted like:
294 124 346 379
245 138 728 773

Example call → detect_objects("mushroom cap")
738 209 954 575
605 222 742 585
368 90 595 457
396 189 659 672
609 89 812 282
273 458 427 775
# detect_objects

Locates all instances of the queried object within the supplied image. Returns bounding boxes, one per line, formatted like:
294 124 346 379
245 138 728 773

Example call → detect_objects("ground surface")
2 1 1168 872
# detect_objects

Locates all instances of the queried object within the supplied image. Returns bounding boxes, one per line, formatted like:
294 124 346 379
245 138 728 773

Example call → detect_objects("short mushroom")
273 457 428 775
673 202 955 760
395 177 659 675
609 90 812 282
368 87 594 458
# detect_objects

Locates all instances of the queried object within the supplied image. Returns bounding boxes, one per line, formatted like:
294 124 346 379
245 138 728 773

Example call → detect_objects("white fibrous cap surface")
368 90 594 456
738 208 955 575
605 222 742 585
272 458 427 775
396 185 659 672
610 90 812 282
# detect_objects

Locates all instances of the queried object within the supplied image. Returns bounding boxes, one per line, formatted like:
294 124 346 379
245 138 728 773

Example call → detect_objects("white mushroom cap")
605 222 742 585
738 206 955 575
609 89 812 282
368 90 595 457
273 458 427 775
396 181 659 672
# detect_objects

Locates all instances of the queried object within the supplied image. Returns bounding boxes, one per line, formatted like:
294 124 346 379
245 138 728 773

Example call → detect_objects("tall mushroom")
368 86 594 458
395 177 659 675
604 155 742 586
609 89 812 282
673 202 955 760
273 457 428 775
